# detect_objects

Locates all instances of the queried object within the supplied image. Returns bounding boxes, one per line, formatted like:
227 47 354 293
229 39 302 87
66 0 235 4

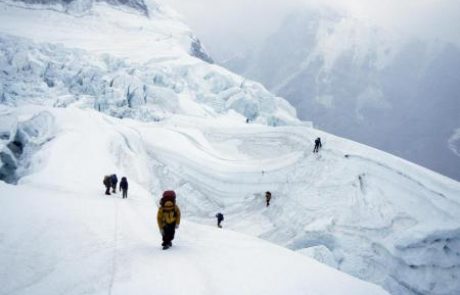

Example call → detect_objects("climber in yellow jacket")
157 190 181 250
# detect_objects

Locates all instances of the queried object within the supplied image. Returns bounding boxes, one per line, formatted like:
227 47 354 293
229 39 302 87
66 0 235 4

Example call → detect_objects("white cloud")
158 0 460 57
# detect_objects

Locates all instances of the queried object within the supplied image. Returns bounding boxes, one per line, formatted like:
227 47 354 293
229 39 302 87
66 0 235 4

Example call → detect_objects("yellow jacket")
157 201 181 229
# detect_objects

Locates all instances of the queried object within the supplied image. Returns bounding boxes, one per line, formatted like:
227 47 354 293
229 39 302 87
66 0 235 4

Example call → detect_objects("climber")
110 174 118 193
119 177 128 199
265 191 272 207
157 190 181 250
313 137 322 153
103 175 111 195
216 212 224 228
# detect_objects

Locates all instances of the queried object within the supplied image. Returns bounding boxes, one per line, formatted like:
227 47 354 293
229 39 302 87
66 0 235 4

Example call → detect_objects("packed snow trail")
0 182 388 295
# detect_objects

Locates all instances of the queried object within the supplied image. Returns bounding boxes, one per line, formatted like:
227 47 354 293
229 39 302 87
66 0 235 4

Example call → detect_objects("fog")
157 0 460 181
159 0 460 59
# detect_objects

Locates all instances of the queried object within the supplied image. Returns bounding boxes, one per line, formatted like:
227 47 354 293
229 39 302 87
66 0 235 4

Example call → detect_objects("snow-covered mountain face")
15 0 151 16
0 2 459 295
223 6 460 181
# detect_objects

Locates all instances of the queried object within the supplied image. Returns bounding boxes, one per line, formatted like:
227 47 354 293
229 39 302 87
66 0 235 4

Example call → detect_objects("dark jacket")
120 177 128 190
315 138 322 147
103 175 111 187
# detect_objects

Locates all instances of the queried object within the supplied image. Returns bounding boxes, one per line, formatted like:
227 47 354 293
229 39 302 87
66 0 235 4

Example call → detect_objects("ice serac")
0 0 298 125
0 110 55 184
190 36 214 64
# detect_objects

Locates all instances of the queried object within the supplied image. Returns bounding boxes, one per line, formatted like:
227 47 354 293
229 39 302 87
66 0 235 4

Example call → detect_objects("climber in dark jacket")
216 212 224 228
313 137 322 153
265 191 272 207
110 174 118 193
119 177 128 199
103 175 111 195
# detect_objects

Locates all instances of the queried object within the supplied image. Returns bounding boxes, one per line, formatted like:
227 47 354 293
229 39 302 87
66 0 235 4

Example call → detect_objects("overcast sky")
157 0 460 58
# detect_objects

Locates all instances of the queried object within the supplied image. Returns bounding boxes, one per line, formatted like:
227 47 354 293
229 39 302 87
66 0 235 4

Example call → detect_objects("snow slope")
0 1 459 295
1 103 459 295
0 106 388 295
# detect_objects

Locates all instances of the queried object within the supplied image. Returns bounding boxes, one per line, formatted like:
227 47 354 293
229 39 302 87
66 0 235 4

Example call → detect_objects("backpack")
266 191 272 200
160 190 176 207
216 213 224 221
162 201 178 224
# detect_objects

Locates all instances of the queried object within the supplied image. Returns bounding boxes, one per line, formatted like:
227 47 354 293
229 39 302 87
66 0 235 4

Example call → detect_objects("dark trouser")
105 185 111 195
313 144 320 153
122 189 128 199
162 223 176 246
112 183 117 193
217 219 223 228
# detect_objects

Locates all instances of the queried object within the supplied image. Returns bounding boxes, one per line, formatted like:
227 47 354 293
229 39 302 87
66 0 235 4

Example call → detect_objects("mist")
158 0 460 59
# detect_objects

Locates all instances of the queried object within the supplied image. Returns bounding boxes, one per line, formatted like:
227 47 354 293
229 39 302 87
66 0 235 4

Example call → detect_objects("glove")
160 229 165 236
175 224 179 229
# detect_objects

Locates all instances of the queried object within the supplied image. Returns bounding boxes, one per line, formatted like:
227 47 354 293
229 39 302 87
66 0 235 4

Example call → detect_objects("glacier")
0 1 459 295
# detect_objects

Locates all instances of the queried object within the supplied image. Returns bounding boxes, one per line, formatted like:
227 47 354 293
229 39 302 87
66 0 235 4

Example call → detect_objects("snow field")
0 107 388 295
1 105 458 294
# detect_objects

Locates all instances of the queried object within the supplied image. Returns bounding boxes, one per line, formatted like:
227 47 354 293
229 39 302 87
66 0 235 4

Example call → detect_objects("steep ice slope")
127 113 460 295
223 5 460 181
0 106 388 295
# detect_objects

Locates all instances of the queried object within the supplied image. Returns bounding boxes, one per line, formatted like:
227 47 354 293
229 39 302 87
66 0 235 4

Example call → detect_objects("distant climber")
119 177 128 199
103 175 111 195
313 137 322 153
110 174 118 193
216 212 224 228
265 191 272 207
157 190 181 250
